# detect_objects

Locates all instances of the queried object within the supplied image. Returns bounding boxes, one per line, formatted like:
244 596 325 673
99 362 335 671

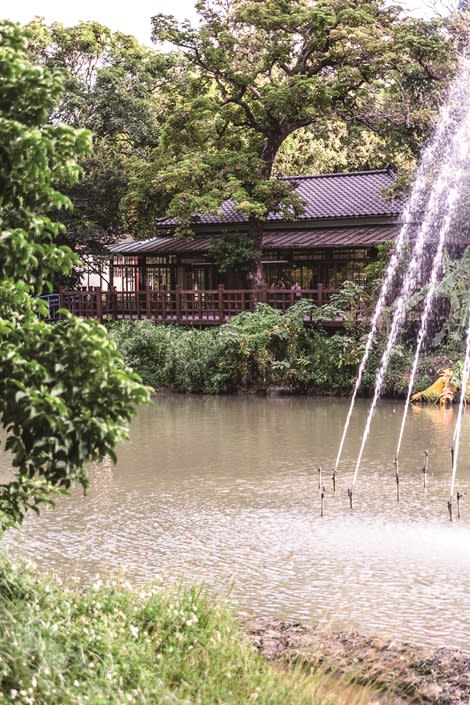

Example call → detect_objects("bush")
108 286 437 398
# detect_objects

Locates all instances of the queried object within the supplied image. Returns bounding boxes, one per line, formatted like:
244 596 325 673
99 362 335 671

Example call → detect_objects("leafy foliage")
211 232 258 274
123 0 455 284
108 284 374 394
0 22 149 531
0 559 321 705
24 19 175 278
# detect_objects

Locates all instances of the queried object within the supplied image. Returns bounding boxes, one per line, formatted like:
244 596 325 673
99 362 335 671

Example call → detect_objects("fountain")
332 49 470 519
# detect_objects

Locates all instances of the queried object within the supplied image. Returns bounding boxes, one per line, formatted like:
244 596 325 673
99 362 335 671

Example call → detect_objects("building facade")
107 169 402 293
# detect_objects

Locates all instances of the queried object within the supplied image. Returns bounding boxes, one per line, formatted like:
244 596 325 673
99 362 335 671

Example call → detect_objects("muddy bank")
244 618 470 705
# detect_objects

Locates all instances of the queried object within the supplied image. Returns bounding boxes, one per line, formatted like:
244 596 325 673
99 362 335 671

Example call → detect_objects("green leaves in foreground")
0 560 318 705
0 22 150 531
0 295 149 530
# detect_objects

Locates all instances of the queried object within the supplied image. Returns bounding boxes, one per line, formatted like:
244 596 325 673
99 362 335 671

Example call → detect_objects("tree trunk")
247 133 286 288
247 217 265 289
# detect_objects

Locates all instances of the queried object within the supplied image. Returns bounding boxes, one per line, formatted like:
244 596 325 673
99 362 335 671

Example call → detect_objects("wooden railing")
47 284 340 325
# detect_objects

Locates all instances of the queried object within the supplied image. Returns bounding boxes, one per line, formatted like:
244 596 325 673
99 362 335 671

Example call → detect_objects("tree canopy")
23 18 176 284
0 21 149 531
121 0 455 285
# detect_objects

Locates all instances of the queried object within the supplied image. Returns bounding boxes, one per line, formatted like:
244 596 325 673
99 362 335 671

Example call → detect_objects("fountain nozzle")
393 455 400 502
348 487 353 509
423 449 429 489
331 469 336 494
457 491 466 519
448 498 453 522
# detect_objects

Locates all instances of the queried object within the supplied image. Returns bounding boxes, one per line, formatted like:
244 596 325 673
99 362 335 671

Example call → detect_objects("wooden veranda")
42 284 344 326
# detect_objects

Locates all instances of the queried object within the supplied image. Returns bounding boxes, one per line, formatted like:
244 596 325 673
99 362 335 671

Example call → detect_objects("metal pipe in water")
317 467 322 490
348 487 353 509
393 455 400 503
321 486 325 517
457 491 466 519
423 449 429 489
450 446 455 474
448 498 453 522
331 469 336 495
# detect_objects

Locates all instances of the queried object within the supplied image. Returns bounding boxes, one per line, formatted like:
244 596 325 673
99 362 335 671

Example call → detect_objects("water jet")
332 52 470 521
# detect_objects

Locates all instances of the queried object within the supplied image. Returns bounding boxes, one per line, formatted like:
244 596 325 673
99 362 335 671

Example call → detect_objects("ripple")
2 396 470 649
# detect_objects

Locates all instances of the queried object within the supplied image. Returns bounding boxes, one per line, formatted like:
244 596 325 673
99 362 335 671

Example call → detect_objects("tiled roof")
156 169 401 228
110 225 400 255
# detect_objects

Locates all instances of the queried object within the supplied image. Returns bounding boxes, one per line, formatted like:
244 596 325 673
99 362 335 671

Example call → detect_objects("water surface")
2 396 470 650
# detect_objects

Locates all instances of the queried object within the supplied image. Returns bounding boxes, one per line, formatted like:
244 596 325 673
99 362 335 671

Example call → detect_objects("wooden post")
218 284 224 322
176 285 181 323
198 291 203 321
58 286 65 319
112 288 118 319
258 286 267 304
96 288 103 322
146 286 152 319
317 283 324 306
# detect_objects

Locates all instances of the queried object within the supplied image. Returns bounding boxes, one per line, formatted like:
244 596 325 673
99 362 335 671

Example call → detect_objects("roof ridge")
279 169 392 181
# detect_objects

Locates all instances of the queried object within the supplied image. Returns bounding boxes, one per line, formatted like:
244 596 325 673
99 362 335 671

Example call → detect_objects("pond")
2 395 470 651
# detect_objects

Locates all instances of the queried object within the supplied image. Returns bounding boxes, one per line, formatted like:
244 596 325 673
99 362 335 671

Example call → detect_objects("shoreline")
243 617 470 704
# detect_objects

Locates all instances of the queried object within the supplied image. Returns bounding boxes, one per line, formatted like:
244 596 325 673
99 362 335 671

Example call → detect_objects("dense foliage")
108 288 415 396
21 5 463 290
24 18 176 283
0 22 149 531
0 559 330 705
123 0 455 285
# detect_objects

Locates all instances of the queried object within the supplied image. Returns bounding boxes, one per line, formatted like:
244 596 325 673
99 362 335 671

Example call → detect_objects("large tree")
24 19 176 283
126 0 454 285
0 21 149 531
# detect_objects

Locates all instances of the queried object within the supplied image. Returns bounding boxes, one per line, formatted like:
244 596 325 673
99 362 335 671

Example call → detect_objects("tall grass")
0 559 331 705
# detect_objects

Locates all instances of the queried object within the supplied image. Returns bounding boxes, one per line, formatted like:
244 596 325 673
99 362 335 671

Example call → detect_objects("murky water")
2 396 470 650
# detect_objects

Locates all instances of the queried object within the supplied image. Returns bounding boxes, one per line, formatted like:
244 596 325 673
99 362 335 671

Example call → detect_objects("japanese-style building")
108 169 402 294
57 169 403 324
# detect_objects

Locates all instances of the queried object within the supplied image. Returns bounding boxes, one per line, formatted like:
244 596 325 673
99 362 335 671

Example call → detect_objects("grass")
0 559 343 705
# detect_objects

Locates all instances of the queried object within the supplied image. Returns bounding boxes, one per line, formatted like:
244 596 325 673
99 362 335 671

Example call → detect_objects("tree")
0 21 149 531
23 19 176 282
125 0 454 286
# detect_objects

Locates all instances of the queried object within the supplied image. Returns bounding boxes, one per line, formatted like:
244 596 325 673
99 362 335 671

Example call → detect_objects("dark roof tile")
110 225 400 255
156 169 401 228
